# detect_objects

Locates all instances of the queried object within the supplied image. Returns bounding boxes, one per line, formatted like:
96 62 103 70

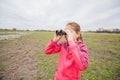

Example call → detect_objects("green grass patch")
0 31 120 80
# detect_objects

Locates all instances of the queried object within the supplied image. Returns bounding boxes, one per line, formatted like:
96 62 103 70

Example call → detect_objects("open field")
0 31 120 80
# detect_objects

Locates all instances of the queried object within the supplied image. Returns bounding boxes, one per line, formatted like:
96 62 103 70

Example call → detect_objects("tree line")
0 28 120 33
95 28 120 33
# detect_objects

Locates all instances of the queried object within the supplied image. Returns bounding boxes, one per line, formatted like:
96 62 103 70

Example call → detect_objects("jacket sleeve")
44 40 62 54
68 40 88 71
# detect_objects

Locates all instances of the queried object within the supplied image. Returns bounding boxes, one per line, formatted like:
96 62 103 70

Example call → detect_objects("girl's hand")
64 29 76 41
53 33 63 42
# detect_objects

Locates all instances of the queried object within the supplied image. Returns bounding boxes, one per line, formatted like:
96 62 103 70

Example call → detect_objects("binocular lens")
56 30 66 35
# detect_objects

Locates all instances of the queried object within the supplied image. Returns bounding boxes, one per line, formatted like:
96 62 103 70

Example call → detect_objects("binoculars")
56 30 67 35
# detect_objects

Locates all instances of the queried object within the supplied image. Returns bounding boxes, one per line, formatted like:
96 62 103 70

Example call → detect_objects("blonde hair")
66 22 83 42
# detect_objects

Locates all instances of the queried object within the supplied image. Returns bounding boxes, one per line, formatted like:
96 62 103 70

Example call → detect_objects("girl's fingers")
64 29 72 35
64 29 75 41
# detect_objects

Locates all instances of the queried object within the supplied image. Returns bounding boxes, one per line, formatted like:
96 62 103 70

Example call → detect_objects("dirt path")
0 35 41 80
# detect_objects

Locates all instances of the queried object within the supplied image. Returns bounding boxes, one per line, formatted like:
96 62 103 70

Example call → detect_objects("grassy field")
0 31 120 80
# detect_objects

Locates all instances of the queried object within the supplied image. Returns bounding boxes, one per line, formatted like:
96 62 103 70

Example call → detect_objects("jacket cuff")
51 39 58 45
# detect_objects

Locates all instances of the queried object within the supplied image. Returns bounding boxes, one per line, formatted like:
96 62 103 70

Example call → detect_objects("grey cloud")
0 0 120 31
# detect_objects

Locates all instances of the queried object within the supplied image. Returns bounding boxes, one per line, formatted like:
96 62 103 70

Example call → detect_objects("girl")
44 22 88 80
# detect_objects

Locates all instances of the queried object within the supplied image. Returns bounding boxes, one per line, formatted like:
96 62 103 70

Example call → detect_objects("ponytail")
80 33 83 42
77 33 83 42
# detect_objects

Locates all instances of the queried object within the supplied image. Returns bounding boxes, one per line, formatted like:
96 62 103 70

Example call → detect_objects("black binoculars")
56 30 67 35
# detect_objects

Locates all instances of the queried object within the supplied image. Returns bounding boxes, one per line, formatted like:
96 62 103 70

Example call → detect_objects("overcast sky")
0 0 120 31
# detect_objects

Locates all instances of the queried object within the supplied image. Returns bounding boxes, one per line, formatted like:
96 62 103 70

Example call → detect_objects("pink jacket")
44 40 88 80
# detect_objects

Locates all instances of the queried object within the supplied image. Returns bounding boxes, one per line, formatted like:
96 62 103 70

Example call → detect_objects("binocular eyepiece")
56 30 67 35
